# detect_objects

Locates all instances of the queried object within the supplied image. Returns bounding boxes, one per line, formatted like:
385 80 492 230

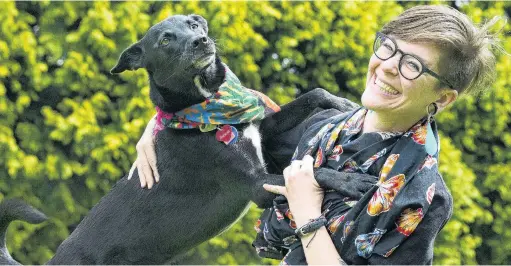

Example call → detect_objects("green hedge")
1 1 510 264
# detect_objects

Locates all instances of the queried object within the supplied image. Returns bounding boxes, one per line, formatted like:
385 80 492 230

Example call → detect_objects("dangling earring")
425 103 438 156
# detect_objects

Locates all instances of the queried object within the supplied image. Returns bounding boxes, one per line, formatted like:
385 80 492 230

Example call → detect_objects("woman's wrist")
299 226 347 265
299 225 326 241
294 211 323 229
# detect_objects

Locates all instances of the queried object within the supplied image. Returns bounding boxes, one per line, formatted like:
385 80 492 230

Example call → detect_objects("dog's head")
111 14 218 88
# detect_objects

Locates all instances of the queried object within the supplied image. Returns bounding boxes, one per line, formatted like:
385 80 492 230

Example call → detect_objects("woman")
129 5 500 264
253 5 501 264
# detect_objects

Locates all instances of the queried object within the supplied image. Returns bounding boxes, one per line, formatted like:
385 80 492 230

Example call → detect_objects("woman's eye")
191 24 198 30
383 43 394 52
407 61 420 72
160 38 170 46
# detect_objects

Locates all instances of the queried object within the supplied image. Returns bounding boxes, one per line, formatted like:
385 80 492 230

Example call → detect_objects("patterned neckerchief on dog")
153 64 281 137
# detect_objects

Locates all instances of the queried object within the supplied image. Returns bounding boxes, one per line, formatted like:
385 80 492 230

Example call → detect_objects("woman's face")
361 38 456 120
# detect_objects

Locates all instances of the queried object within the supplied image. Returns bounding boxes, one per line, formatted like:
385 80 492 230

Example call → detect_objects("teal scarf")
153 64 280 135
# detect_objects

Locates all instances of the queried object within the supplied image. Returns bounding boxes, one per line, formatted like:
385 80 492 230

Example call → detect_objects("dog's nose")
192 36 209 49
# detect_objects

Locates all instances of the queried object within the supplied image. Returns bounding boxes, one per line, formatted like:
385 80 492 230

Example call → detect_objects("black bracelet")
294 216 328 238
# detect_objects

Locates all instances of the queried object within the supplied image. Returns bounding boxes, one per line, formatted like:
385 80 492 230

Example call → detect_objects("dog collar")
153 65 281 144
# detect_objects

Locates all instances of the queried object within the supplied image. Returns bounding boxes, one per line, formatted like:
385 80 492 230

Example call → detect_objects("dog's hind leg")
0 199 48 265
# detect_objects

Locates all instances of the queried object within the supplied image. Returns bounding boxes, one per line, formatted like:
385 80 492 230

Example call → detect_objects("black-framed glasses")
373 32 454 89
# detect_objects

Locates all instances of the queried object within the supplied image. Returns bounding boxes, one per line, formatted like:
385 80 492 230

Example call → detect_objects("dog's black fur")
0 15 365 264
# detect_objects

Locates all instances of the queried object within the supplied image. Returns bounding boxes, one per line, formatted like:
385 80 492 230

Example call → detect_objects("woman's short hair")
381 5 503 95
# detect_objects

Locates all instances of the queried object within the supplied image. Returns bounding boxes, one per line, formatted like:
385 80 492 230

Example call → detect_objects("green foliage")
1 1 510 264
434 135 492 265
435 2 511 264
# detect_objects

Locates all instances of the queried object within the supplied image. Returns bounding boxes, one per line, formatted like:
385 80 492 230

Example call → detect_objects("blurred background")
1 1 510 264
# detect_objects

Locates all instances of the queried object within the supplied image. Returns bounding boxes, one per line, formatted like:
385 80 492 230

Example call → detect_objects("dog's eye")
191 24 199 30
160 38 170 46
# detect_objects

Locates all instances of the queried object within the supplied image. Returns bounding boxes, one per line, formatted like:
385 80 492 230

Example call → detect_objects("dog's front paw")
251 190 276 209
252 175 285 208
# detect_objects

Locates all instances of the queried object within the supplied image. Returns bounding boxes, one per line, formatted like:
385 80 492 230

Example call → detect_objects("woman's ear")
435 89 458 112
110 42 144 74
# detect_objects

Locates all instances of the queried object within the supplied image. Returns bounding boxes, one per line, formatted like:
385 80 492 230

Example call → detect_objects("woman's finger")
283 165 291 179
137 159 147 188
263 184 287 196
289 160 303 176
136 144 150 188
141 149 154 189
128 159 137 180
302 155 314 171
145 137 159 183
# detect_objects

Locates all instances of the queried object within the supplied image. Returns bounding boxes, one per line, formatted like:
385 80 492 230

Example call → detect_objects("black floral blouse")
257 101 453 265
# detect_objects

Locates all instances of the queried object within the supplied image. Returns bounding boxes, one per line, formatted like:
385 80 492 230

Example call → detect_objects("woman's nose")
379 55 400 76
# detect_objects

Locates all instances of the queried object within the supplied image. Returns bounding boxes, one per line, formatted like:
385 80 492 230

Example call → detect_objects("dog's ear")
110 42 144 74
190 14 208 35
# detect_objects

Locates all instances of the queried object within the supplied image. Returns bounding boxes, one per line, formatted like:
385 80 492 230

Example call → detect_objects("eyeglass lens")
374 34 424 80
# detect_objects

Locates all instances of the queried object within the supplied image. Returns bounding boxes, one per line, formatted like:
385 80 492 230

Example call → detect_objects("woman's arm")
299 226 347 265
264 155 347 265
264 159 452 265
298 193 451 265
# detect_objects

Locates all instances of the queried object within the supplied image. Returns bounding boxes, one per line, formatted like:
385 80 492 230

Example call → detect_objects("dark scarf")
253 108 440 264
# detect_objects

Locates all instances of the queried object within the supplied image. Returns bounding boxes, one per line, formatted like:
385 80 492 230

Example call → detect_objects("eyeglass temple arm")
425 69 454 89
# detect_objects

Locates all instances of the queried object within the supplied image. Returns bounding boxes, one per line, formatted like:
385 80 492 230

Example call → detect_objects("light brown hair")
381 5 503 95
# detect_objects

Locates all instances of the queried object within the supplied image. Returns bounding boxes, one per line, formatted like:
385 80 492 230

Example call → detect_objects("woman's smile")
369 74 401 98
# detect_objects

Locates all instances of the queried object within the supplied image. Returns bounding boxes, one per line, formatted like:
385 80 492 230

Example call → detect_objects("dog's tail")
0 199 48 265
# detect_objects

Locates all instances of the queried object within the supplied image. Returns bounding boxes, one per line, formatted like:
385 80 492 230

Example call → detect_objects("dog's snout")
192 36 209 49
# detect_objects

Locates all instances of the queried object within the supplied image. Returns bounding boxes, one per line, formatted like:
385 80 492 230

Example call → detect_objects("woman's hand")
264 156 345 264
263 155 324 227
128 115 159 189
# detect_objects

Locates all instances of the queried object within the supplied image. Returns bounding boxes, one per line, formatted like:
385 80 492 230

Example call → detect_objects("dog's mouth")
192 52 216 69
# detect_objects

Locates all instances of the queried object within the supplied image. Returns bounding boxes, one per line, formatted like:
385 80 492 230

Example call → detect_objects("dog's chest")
155 124 265 184
239 124 264 166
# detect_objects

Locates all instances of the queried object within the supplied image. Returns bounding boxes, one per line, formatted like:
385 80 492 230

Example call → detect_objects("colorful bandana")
153 65 281 135
253 108 441 264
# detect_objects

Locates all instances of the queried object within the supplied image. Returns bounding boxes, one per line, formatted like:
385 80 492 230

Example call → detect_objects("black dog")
0 14 368 264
